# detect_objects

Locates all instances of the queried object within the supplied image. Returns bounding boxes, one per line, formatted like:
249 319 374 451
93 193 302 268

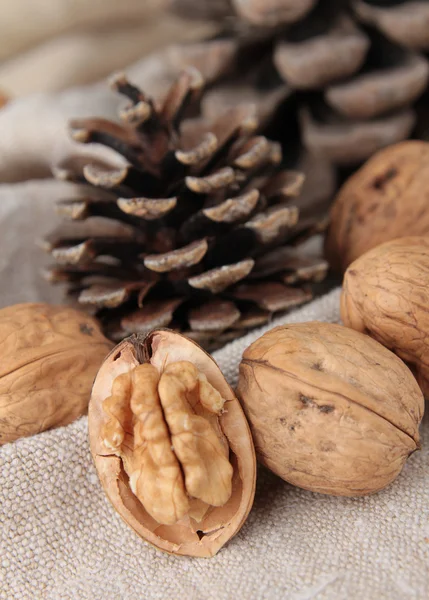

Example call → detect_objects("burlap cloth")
0 99 428 600
0 1 215 98
0 272 428 598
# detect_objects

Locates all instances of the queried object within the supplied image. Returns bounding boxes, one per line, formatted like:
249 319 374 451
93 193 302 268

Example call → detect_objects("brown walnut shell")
88 329 256 557
325 140 429 272
341 236 429 399
0 303 112 444
237 321 423 496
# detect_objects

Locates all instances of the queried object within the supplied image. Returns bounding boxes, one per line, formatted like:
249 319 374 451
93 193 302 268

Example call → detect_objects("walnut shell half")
238 321 423 496
0 303 113 445
325 140 429 272
88 329 256 557
341 236 429 398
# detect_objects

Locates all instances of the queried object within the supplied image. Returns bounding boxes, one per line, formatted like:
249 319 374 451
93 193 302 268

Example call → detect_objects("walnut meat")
341 236 429 398
88 329 256 557
325 140 429 272
0 303 113 444
237 321 423 496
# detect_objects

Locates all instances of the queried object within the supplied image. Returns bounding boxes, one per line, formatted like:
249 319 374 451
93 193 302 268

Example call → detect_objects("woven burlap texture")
1 286 428 600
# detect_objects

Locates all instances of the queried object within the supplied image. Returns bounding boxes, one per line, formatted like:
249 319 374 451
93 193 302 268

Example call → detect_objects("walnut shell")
0 303 113 444
325 140 429 272
88 329 256 557
341 236 429 398
237 321 423 496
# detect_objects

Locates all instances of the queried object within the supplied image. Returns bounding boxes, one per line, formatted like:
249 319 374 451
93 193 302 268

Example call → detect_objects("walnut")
325 140 429 272
341 236 429 398
88 329 256 557
237 321 423 497
0 303 113 444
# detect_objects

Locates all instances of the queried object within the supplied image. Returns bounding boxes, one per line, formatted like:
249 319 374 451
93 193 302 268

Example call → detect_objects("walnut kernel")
101 361 233 525
89 330 256 557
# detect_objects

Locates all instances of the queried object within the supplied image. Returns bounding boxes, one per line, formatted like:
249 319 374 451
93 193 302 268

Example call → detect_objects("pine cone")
43 69 332 350
171 0 429 165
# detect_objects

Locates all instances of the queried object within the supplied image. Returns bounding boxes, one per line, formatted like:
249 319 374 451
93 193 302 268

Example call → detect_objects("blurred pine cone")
170 0 429 165
43 69 333 350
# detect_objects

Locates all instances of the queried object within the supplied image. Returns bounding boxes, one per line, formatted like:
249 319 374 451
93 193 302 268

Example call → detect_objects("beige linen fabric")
0 0 216 100
0 43 214 182
0 0 166 61
0 285 428 600
0 16 216 98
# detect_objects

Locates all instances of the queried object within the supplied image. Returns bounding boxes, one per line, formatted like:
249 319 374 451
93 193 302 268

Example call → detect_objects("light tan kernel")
158 363 233 507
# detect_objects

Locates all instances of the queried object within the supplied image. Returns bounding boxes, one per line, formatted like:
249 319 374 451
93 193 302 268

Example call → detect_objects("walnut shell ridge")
0 303 113 444
238 321 423 496
325 140 429 272
341 236 429 398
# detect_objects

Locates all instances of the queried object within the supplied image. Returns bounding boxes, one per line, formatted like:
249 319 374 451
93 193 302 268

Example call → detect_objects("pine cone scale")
143 239 209 273
188 299 241 331
188 258 255 293
231 281 312 311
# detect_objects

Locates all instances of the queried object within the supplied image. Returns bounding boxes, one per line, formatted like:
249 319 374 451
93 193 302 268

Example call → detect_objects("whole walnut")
88 329 256 557
325 140 429 272
237 321 423 496
0 303 113 444
341 236 429 398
